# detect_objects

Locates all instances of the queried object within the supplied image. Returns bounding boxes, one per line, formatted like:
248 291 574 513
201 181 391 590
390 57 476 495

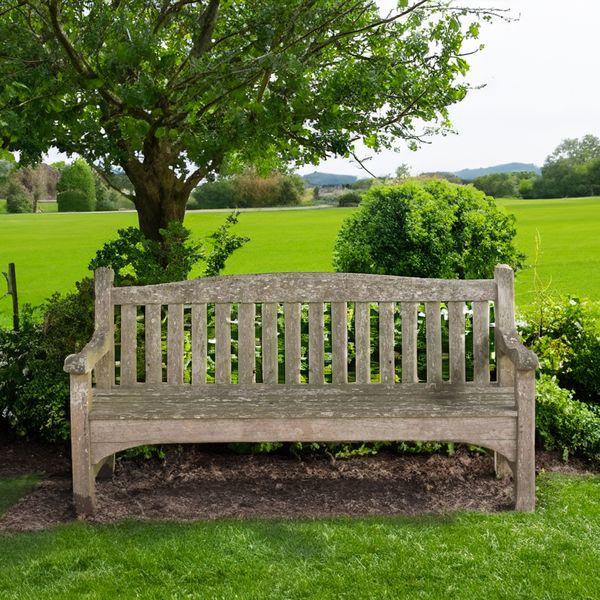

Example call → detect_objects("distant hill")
453 163 541 181
302 171 357 187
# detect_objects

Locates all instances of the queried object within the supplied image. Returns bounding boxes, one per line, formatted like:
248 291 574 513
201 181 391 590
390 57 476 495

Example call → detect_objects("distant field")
1 198 599 326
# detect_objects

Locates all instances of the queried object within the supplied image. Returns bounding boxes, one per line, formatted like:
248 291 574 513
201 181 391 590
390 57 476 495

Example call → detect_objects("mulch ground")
0 437 597 531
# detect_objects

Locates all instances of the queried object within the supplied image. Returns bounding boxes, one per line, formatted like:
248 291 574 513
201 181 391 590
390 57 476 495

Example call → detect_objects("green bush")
520 297 600 405
57 159 96 212
333 180 525 279
337 191 362 207
94 174 120 211
5 180 33 213
535 374 600 461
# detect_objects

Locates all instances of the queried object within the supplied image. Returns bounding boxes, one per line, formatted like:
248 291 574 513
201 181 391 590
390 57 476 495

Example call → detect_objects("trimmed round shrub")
57 189 90 212
333 180 525 279
6 180 33 213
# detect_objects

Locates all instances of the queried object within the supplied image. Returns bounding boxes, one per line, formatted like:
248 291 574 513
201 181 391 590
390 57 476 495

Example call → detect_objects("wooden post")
70 373 96 515
94 268 115 390
494 265 515 386
3 263 19 331
515 368 536 511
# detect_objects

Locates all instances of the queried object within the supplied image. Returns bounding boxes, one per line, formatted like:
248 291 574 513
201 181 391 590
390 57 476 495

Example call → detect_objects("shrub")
94 174 120 211
57 159 96 212
5 180 33 213
520 297 600 405
333 180 525 279
535 374 600 462
337 191 362 207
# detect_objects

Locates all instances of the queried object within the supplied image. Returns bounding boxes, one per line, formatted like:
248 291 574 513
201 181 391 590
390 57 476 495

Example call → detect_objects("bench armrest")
496 329 538 371
64 330 111 375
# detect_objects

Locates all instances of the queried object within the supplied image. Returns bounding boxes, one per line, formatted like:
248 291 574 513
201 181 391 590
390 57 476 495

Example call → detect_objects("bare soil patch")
0 439 597 531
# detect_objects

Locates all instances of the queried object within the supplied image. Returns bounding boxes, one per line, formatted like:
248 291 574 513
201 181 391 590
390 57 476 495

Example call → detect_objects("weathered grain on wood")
94 268 114 389
515 368 536 511
261 303 278 384
215 303 231 384
449 302 466 383
401 302 418 383
355 302 371 384
473 301 490 385
379 302 395 383
167 304 184 384
308 302 325 384
191 304 207 385
145 304 162 384
426 302 442 384
331 302 348 384
284 302 301 384
120 304 138 386
238 303 256 384
495 265 515 386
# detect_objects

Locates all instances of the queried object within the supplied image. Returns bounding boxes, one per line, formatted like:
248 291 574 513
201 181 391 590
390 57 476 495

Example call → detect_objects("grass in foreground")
0 473 599 599
0 475 41 515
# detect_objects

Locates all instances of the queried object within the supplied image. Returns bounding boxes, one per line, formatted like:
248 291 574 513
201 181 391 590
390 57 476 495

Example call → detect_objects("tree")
1 1 499 241
471 172 519 198
6 179 33 213
333 180 524 279
57 159 96 211
395 163 411 180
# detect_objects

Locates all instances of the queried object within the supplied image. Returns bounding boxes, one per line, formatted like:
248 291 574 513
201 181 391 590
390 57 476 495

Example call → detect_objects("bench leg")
514 369 536 512
70 374 96 516
94 454 116 480
494 451 513 479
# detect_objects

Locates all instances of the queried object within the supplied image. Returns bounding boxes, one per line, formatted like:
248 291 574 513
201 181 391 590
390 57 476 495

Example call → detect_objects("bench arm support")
496 329 539 371
64 329 111 375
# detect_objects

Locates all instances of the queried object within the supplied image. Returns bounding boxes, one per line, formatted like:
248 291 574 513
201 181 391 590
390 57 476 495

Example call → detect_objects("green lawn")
1 198 599 327
0 473 598 599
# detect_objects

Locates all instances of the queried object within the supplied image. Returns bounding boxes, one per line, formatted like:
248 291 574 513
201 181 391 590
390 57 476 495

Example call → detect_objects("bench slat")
120 304 137 385
215 303 231 384
261 303 278 384
238 303 256 384
449 301 466 383
167 303 184 384
355 302 370 384
426 302 442 384
473 301 490 384
284 302 301 384
401 302 418 383
308 302 324 384
379 302 395 383
191 304 207 385
145 304 162 384
332 302 348 384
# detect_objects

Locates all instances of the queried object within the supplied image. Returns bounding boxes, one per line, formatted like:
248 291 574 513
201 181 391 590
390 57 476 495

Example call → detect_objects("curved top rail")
109 271 499 304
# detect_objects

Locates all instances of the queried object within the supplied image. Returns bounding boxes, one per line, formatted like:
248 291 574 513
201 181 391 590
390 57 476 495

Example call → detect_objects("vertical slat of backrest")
495 265 515 386
379 302 395 383
94 268 114 389
425 301 442 384
355 302 371 384
331 302 348 384
261 303 278 384
401 302 418 383
238 303 256 384
191 304 207 385
120 304 137 385
473 301 490 384
284 302 301 384
449 301 466 383
145 304 162 384
308 302 325 384
215 303 231 384
167 304 184 384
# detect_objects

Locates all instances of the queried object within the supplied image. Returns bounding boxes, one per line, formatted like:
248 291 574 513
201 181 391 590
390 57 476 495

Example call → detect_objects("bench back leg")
70 373 96 515
515 369 536 511
95 454 116 480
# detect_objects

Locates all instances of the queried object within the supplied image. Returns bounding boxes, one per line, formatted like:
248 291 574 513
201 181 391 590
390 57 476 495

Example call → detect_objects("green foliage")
1 1 493 239
204 213 250 278
337 191 362 207
190 174 304 210
57 159 96 212
535 374 600 461
5 179 32 213
333 180 525 279
520 297 600 404
0 280 95 441
471 172 519 198
94 174 120 211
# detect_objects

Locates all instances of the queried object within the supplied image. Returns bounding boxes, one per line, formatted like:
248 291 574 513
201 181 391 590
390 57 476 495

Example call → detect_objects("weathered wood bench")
64 265 538 515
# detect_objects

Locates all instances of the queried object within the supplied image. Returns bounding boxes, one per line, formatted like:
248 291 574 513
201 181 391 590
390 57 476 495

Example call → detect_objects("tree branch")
191 0 221 57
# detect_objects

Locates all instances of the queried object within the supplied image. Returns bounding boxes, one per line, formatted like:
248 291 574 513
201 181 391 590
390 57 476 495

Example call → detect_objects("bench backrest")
92 266 516 389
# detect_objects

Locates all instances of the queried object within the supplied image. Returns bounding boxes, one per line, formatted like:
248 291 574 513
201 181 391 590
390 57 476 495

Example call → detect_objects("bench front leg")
515 368 536 511
70 372 96 516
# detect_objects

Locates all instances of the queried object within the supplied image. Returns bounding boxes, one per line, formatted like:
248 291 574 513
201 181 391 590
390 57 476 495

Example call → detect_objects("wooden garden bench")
64 265 538 516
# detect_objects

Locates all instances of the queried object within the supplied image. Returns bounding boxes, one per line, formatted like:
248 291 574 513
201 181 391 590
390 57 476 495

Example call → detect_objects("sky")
298 0 600 178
